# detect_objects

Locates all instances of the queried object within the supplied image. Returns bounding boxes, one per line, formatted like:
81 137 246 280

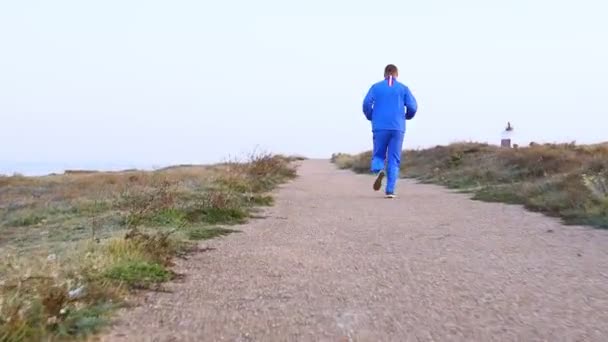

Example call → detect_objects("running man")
362 64 418 198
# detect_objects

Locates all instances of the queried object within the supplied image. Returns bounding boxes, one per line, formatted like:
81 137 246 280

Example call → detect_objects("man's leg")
371 130 389 173
385 130 405 195
371 130 390 191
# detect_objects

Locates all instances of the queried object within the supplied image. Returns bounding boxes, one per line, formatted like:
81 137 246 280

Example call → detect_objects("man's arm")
362 86 375 121
404 86 418 120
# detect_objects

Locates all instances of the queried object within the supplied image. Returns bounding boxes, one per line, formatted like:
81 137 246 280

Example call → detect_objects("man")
362 64 418 198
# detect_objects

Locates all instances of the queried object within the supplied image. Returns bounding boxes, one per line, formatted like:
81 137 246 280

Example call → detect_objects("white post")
501 122 514 148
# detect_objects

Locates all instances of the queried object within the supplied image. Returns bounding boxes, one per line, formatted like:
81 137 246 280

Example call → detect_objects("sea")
0 161 170 177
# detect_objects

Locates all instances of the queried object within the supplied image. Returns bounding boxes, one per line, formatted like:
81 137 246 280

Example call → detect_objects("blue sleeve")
362 85 374 121
404 86 418 120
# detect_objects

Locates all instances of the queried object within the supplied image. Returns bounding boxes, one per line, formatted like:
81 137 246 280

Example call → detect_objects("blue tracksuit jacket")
362 76 418 131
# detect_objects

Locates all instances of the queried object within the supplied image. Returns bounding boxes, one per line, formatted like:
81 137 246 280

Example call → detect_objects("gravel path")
102 159 608 342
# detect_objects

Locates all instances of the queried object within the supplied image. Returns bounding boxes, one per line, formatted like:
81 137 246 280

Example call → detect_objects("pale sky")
1 0 607 173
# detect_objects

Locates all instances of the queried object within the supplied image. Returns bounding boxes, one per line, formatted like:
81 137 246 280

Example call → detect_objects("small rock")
547 229 554 233
47 254 57 262
68 286 86 300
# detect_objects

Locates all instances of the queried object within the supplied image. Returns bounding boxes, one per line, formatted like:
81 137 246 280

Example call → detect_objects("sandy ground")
101 160 608 342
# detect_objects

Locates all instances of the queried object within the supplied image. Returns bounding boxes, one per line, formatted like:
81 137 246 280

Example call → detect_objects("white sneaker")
385 193 396 199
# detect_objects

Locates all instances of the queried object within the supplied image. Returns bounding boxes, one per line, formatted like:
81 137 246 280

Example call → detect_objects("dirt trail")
102 160 608 341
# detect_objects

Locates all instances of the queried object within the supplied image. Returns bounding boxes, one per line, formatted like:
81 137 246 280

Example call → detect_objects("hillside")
0 153 298 341
102 160 608 341
332 142 608 228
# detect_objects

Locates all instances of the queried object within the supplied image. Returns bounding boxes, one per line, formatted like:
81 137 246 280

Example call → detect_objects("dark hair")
384 64 398 77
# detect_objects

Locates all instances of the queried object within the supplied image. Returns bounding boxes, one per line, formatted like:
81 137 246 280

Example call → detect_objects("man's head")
384 64 399 78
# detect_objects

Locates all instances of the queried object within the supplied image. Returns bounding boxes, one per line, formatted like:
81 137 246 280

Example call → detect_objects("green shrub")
104 261 171 288
187 227 239 241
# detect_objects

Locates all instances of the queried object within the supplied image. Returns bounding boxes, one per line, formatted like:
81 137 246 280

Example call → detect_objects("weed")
582 171 608 202
185 207 248 225
473 186 525 204
53 302 118 338
248 195 274 206
103 261 171 289
187 227 239 241
331 153 356 170
121 180 176 228
7 213 45 227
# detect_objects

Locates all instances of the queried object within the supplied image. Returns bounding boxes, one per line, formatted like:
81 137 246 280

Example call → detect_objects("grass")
6 213 46 227
186 227 240 241
103 261 172 288
185 207 249 225
0 152 298 341
332 142 608 228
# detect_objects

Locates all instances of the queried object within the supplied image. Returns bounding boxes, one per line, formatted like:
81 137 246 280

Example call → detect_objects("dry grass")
330 153 357 170
332 142 608 228
0 152 298 341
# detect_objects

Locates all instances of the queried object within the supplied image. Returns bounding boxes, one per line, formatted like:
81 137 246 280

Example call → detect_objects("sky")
1 0 607 174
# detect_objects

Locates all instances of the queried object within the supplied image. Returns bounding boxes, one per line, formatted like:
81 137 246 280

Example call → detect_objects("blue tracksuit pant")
371 129 404 194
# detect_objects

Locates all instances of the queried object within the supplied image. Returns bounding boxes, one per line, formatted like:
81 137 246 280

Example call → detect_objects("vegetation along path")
103 159 608 341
